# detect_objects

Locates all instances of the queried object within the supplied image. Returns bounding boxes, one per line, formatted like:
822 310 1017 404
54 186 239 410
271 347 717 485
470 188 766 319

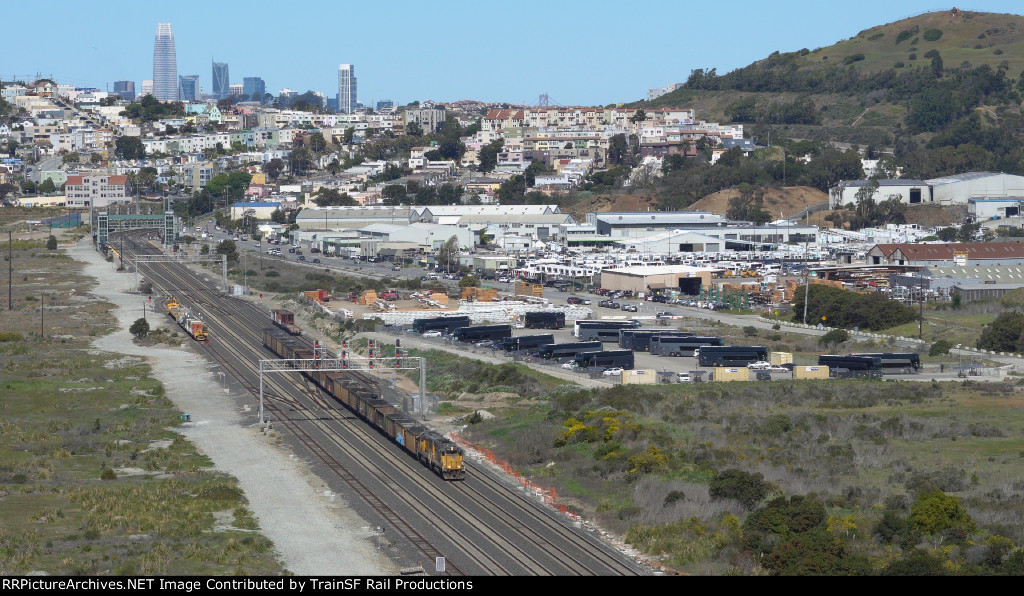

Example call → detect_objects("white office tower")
337 64 357 113
152 23 178 101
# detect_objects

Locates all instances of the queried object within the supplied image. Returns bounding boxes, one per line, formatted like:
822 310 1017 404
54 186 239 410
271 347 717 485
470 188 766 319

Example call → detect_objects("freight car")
166 298 208 341
261 328 465 480
271 309 303 336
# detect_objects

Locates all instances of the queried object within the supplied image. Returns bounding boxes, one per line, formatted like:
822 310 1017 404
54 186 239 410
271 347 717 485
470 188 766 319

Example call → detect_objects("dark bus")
573 320 641 338
818 355 884 378
618 329 693 352
412 315 471 334
650 335 724 357
697 345 768 367
501 334 555 353
453 324 513 343
572 350 635 370
524 311 566 329
849 352 920 373
536 341 603 360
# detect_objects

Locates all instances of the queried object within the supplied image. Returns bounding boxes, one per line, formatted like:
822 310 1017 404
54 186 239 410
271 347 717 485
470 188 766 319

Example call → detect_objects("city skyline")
6 1 1024 106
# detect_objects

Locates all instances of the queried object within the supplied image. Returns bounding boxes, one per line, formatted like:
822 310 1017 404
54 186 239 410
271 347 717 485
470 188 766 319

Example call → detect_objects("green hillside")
638 9 1024 148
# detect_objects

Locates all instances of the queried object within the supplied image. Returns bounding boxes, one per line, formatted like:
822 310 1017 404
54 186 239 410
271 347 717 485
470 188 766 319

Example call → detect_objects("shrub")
924 49 940 59
46 235 57 250
894 61 905 68
843 54 866 65
129 318 150 339
909 53 917 61
994 48 1004 55
710 469 769 509
743 326 758 337
100 468 117 480
923 29 943 42
895 26 919 44
264 270 280 277
929 339 953 356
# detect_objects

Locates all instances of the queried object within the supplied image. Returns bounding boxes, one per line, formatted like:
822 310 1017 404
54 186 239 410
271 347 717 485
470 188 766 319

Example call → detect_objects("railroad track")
115 231 645 575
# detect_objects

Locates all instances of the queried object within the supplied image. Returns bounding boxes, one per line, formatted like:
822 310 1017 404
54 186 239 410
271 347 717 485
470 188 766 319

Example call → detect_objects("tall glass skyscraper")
337 64 357 114
178 75 199 102
152 23 178 101
243 77 265 101
113 81 135 101
212 61 229 99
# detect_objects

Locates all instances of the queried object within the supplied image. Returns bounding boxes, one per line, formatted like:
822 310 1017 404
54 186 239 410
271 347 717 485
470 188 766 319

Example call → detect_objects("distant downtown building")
113 80 135 101
178 75 199 102
212 61 229 99
141 80 153 98
337 64 356 114
243 77 265 101
152 23 178 102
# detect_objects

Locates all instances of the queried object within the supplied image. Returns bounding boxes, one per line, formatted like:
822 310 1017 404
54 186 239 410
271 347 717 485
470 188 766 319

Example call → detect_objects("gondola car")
262 328 464 480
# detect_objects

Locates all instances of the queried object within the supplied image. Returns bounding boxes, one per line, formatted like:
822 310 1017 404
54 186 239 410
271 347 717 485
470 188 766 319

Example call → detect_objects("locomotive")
166 298 209 341
262 328 465 480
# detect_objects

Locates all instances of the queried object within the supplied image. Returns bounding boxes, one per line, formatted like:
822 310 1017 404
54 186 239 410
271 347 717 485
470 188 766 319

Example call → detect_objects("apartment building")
65 174 128 208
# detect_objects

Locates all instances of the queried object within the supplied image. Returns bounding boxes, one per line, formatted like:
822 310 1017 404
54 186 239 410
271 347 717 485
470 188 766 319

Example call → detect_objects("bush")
923 29 943 42
843 53 866 65
100 468 117 480
710 469 769 509
264 270 280 277
929 339 953 357
46 235 57 250
743 326 758 337
129 318 150 339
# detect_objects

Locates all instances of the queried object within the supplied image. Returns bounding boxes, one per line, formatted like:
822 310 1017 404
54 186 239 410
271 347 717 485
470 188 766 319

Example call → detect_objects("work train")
271 309 303 335
262 328 465 480
165 298 209 341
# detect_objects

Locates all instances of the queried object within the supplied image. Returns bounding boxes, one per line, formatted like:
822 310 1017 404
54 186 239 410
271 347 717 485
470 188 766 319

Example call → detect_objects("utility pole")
8 231 12 311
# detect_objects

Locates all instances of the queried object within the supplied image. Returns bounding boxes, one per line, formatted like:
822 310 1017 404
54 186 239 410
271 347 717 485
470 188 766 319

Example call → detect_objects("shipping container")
712 367 750 382
770 351 793 366
621 369 657 385
794 365 830 380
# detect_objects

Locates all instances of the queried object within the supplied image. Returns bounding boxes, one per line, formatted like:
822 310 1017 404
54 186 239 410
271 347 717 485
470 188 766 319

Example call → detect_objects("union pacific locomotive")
262 328 465 480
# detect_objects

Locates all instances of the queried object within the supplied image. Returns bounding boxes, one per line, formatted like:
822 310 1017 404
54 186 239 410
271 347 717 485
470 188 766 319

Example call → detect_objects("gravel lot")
73 240 397 576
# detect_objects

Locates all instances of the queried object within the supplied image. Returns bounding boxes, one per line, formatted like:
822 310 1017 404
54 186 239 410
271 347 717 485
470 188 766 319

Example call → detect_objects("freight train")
262 328 465 480
271 309 303 335
165 297 209 341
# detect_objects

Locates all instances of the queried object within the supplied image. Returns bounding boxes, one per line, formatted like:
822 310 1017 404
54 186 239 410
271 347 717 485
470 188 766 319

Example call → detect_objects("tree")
215 239 239 265
497 176 527 203
129 318 150 340
46 235 57 250
21 180 36 194
381 184 407 205
458 275 480 288
308 132 328 154
115 136 146 160
437 235 460 272
477 139 504 172
62 152 80 165
818 328 850 350
977 310 1024 352
263 158 285 181
477 228 493 247
608 133 629 166
405 121 423 137
0 182 17 203
313 188 357 207
39 179 56 194
630 108 647 124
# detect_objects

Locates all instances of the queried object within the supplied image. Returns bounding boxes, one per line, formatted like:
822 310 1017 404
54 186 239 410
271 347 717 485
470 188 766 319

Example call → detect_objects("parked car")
621 304 638 312
312 258 321 264
422 331 443 338
567 297 584 304
602 367 624 377
747 361 771 370
562 361 578 369
392 265 402 271
677 373 692 383
768 365 790 373
608 301 620 309
755 371 772 381
298 255 307 261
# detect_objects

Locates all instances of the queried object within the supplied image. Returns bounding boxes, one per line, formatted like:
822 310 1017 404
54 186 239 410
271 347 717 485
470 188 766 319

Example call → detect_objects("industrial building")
596 264 717 296
832 172 1024 207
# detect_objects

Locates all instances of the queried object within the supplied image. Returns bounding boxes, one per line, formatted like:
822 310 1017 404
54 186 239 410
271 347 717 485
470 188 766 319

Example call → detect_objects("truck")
524 311 565 329
381 289 400 301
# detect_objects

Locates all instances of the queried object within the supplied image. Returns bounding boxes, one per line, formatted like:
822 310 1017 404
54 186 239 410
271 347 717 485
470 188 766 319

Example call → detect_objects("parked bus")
572 350 635 370
500 334 555 353
650 335 724 357
536 341 603 360
618 329 693 352
453 324 513 343
697 345 768 367
573 319 641 338
818 354 884 378
412 315 471 334
524 311 566 329
849 352 920 373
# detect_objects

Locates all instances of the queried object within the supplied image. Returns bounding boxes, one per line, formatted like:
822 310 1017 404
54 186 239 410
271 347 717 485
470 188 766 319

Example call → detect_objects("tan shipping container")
794 365 830 379
712 367 749 382
621 369 657 385
770 351 793 366
514 281 544 298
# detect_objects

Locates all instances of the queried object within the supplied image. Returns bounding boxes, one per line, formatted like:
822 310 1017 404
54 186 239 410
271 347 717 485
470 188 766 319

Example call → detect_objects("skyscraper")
152 23 178 101
212 61 229 99
113 81 135 101
141 80 153 98
178 75 199 102
242 77 265 101
337 64 357 114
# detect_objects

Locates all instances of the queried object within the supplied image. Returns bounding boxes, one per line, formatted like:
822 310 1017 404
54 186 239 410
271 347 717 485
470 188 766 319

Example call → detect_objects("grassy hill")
638 9 1024 148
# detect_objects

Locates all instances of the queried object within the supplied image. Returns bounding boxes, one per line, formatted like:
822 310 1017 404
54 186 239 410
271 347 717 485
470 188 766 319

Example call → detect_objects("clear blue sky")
6 1 1023 106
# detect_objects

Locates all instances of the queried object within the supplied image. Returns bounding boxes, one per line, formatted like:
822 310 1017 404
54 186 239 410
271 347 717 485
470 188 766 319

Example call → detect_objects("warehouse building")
596 264 717 296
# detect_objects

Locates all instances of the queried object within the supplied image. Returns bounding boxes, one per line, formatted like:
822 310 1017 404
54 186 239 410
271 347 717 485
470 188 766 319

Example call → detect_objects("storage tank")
712 367 749 382
794 365 829 379
770 351 793 366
